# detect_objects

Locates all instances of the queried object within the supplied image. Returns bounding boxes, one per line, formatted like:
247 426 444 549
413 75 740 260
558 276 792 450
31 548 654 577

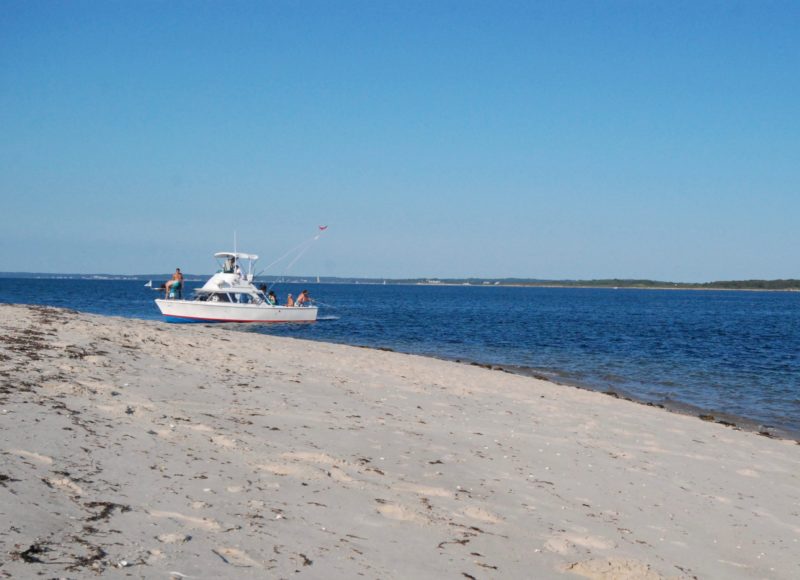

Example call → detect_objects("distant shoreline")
411 282 800 292
2 273 799 292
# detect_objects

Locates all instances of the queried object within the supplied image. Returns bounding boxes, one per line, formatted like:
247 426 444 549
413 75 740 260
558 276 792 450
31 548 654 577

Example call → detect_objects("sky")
1 1 798 281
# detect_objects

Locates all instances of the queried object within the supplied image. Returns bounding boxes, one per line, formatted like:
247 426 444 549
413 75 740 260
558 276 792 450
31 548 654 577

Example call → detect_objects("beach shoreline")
451 360 800 443
265 338 800 443
1 304 799 578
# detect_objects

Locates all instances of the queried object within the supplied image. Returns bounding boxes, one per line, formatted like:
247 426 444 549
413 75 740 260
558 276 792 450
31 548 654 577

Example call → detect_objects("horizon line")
1 271 799 286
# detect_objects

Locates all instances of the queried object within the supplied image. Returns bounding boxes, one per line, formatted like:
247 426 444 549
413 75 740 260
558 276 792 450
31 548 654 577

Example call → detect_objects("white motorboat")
155 252 317 323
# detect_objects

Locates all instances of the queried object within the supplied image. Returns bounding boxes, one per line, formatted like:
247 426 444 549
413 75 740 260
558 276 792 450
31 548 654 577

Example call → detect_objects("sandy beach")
0 303 798 578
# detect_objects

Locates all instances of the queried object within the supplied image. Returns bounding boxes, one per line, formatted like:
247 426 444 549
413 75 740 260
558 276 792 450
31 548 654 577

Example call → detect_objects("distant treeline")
511 278 800 290
375 277 800 290
1 272 799 290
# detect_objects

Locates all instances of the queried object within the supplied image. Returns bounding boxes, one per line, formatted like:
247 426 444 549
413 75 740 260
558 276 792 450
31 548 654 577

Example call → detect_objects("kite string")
284 235 320 271
261 235 318 272
258 231 326 293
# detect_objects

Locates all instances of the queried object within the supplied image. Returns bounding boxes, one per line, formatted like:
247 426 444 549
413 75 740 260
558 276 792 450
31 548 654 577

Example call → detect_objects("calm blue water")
2 278 799 435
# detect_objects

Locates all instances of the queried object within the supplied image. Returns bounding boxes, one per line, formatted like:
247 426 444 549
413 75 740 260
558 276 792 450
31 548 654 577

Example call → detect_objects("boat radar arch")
214 252 258 260
213 252 259 261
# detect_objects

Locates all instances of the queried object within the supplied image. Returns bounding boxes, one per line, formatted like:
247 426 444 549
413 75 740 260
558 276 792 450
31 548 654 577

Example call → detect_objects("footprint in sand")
257 462 323 480
258 452 360 483
282 451 361 482
281 451 339 465
211 435 237 448
566 557 663 579
545 533 615 555
460 505 503 524
212 547 261 567
157 532 192 544
329 465 355 483
46 476 84 496
149 510 221 531
7 449 53 464
736 468 760 478
376 501 427 524
395 482 453 498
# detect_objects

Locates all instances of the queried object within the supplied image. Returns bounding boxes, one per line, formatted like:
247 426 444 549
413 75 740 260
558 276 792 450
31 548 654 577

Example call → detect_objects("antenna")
234 231 238 255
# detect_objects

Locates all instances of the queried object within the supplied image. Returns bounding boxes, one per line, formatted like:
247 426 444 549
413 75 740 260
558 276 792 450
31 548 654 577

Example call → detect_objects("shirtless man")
295 289 310 307
165 268 184 299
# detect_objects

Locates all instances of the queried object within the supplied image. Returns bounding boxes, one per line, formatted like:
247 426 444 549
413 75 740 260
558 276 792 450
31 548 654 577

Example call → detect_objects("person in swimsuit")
295 289 311 307
165 268 183 299
286 293 294 307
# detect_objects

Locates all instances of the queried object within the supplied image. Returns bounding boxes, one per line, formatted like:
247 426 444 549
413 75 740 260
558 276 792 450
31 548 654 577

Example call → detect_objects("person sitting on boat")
268 290 278 305
165 268 183 299
234 263 242 278
286 293 294 307
295 289 311 307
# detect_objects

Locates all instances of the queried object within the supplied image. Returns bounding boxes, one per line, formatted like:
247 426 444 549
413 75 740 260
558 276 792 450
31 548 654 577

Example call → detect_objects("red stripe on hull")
164 314 315 324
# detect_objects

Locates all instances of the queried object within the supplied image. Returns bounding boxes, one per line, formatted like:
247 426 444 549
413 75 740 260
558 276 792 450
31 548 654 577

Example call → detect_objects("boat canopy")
214 252 259 261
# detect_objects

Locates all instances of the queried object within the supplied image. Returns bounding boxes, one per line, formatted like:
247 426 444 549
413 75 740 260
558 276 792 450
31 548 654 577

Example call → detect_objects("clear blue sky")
1 1 798 280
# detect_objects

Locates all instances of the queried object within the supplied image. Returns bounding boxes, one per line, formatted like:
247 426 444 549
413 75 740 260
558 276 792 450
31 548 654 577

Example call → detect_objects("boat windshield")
197 291 263 304
213 252 258 275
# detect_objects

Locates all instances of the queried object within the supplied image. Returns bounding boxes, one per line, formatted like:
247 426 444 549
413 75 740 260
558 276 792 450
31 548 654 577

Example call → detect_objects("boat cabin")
196 290 261 304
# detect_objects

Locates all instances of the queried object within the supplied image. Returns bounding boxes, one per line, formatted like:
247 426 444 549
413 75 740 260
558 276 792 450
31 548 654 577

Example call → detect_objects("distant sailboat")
144 280 153 288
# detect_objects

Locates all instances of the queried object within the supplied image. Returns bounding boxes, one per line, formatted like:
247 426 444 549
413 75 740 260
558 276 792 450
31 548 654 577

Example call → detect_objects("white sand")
0 304 798 578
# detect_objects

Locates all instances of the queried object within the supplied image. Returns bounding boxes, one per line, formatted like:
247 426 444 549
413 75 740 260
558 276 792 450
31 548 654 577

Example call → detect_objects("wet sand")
1 304 798 578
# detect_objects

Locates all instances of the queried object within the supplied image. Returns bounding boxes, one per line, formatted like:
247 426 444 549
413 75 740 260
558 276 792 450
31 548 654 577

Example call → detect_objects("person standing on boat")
286 293 294 307
295 289 311 307
268 290 278 305
257 284 268 303
224 256 235 273
165 268 183 299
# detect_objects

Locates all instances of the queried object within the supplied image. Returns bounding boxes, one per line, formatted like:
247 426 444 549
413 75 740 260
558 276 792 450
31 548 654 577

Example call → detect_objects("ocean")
2 278 798 436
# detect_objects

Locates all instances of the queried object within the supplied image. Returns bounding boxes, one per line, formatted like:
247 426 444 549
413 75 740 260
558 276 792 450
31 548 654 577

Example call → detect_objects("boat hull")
155 299 317 323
